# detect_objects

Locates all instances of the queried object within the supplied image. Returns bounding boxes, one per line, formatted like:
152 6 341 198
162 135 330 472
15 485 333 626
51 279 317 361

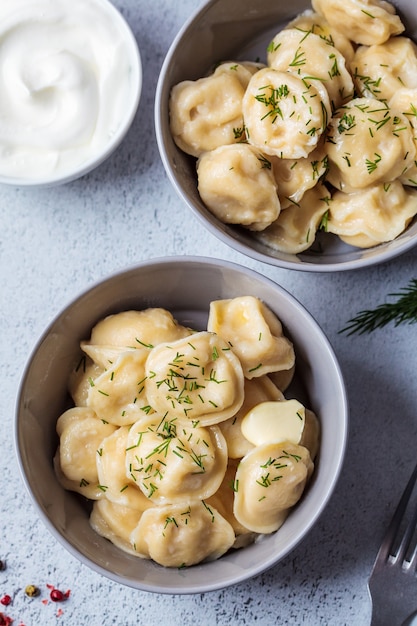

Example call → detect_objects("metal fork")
368 462 417 626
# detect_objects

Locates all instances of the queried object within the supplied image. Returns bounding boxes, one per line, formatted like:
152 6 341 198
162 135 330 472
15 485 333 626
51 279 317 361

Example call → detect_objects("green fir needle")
340 278 417 335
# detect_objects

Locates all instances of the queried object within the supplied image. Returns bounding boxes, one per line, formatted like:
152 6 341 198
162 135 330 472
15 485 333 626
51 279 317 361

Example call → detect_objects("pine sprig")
340 278 417 335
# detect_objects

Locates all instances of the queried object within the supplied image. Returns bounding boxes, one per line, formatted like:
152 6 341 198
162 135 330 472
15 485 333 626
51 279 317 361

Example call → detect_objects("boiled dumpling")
268 366 295 393
256 183 330 254
206 459 257 548
390 88 417 187
242 67 330 159
144 331 245 425
326 98 416 191
81 309 192 369
96 427 152 510
125 415 228 504
207 296 295 379
270 140 328 209
352 37 417 103
390 88 417 132
68 355 104 407
87 350 151 426
169 61 261 157
130 500 235 567
90 499 144 557
311 0 404 45
233 442 313 534
197 143 280 231
302 409 321 461
55 406 117 499
327 180 417 247
267 28 353 110
286 9 355 62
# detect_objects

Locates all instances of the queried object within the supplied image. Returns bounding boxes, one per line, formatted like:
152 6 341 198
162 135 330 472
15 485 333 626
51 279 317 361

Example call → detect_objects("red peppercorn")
50 588 64 602
0 612 13 626
0 596 11 607
50 588 70 603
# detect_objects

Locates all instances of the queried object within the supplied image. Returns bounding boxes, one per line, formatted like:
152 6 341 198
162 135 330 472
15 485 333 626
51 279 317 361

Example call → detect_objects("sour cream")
0 0 141 184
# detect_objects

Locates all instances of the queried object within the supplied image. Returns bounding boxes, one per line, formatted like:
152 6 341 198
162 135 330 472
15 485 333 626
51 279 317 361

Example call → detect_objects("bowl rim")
14 255 349 593
0 0 142 188
154 0 417 272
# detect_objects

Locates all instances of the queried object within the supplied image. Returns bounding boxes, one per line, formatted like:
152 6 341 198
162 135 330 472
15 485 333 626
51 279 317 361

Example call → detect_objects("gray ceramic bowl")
0 0 142 188
155 0 417 271
15 257 348 593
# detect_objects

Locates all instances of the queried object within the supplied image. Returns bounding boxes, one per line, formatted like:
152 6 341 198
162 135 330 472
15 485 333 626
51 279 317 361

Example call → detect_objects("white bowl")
155 0 417 271
0 0 142 187
15 257 348 593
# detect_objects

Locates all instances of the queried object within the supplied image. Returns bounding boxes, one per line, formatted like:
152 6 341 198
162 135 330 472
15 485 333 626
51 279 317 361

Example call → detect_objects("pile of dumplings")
169 0 417 252
54 296 319 568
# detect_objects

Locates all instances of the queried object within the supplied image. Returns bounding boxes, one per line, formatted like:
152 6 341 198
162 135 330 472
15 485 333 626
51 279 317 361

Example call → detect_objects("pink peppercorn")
0 612 13 626
50 589 64 602
0 596 11 607
49 588 70 602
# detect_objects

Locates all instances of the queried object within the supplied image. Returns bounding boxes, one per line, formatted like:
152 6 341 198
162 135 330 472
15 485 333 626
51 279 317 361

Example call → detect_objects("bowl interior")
155 0 417 271
16 257 348 593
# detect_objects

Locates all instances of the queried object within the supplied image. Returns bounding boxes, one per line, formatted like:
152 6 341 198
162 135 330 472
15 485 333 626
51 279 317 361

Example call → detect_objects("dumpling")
286 10 355 63
125 415 228 504
268 366 295 393
68 355 104 407
267 29 353 111
207 296 295 379
144 331 245 425
326 180 417 247
219 375 285 459
256 183 331 254
390 88 417 132
90 499 144 557
81 309 192 368
206 459 257 548
242 67 330 159
55 406 117 499
197 143 280 231
302 409 321 461
233 442 314 534
88 308 191 347
87 350 151 426
390 88 417 187
311 0 404 45
352 37 417 103
213 60 264 83
169 61 260 158
96 427 152 510
325 98 416 191
270 140 328 209
130 500 235 567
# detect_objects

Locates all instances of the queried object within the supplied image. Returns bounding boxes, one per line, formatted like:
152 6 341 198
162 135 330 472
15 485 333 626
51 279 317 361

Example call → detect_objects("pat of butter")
241 400 305 446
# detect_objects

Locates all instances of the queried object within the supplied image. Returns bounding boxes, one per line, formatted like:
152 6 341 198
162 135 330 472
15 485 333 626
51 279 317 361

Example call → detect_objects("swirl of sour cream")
0 0 140 183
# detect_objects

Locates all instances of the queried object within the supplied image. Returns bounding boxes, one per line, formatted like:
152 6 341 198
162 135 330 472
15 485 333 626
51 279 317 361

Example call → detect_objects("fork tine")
369 463 417 626
376 462 417 566
404 501 417 572
409 538 417 573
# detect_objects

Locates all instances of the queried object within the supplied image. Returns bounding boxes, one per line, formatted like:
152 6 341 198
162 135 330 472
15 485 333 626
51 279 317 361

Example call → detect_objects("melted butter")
241 399 305 446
